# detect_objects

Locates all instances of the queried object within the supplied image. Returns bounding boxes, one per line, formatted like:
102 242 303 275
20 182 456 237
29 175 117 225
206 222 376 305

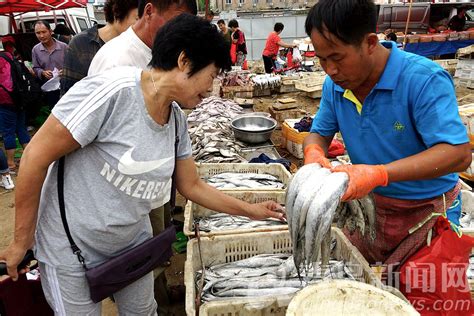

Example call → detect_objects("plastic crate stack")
454 59 474 89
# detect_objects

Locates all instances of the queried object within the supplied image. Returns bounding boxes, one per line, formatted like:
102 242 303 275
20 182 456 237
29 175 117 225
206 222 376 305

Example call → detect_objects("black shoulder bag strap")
58 105 180 267
169 107 180 223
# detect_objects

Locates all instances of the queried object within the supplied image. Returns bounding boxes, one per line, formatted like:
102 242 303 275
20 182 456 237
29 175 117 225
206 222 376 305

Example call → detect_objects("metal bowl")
231 115 277 144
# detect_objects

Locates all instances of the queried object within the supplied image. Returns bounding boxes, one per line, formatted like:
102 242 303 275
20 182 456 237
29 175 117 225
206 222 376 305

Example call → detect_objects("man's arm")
31 48 46 79
303 133 334 156
385 142 471 183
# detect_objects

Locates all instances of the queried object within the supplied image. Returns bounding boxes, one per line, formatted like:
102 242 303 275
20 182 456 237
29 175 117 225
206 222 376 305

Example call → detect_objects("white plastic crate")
455 78 474 89
184 228 383 316
457 58 474 71
197 162 292 192
183 190 287 237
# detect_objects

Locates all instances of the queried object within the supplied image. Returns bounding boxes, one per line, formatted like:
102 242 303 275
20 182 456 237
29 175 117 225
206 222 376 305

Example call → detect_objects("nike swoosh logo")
118 148 173 175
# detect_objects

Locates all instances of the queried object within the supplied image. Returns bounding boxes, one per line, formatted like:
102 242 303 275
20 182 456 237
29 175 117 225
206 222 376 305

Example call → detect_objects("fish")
196 253 357 303
359 194 376 241
188 97 247 163
302 172 348 271
196 213 284 232
285 164 322 246
205 172 285 189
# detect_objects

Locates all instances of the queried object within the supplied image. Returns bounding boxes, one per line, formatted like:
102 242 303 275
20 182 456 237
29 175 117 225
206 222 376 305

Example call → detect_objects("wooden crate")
269 107 303 128
222 85 253 99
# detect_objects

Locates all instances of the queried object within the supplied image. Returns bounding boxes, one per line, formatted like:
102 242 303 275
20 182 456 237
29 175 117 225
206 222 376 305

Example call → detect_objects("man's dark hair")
217 19 225 25
34 20 51 30
150 13 231 76
305 0 377 46
274 22 284 32
138 0 197 18
104 0 139 23
207 10 215 17
386 32 397 42
54 24 72 36
228 19 239 28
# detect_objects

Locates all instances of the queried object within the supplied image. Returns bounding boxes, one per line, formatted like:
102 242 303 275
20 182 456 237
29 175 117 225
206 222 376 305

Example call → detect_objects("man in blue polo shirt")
303 0 471 268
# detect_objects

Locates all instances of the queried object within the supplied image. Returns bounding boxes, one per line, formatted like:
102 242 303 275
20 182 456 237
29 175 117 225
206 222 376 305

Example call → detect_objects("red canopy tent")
0 0 87 15
0 0 88 32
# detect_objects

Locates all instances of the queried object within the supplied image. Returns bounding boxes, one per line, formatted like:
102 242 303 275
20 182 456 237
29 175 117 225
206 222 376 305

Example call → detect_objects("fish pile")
205 172 285 189
335 195 377 241
196 253 357 302
189 121 247 163
196 213 284 232
251 74 281 89
188 97 247 163
285 163 349 277
187 97 244 124
220 70 252 87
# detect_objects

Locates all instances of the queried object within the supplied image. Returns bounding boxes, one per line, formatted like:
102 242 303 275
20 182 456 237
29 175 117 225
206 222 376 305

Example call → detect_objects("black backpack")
0 52 42 110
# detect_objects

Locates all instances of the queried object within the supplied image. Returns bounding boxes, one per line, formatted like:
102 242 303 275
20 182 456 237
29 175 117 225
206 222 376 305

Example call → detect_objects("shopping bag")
399 217 474 315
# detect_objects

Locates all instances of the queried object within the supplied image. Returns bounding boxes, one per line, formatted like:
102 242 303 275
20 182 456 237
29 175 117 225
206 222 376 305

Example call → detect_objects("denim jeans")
0 106 31 150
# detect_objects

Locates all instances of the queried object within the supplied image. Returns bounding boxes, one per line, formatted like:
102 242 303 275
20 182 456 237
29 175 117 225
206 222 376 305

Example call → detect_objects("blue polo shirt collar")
333 40 402 93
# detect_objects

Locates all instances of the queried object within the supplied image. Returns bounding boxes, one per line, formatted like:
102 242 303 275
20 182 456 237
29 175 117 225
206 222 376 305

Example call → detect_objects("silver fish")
304 172 348 269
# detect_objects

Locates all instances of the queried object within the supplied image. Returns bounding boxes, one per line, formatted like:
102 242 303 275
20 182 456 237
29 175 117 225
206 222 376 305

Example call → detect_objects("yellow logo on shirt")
394 121 405 131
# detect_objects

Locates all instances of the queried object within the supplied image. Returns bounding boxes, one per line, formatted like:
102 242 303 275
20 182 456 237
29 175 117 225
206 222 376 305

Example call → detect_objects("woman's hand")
246 201 286 221
0 242 30 281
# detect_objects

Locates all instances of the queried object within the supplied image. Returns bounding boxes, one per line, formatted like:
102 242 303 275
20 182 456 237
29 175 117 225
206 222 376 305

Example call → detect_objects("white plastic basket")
183 190 287 237
196 162 292 192
184 228 383 316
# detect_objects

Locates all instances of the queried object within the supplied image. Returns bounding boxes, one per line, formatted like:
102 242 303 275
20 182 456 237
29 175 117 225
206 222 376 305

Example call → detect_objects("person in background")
89 0 196 75
385 32 397 42
217 19 231 46
205 9 215 22
60 0 139 95
448 7 467 32
228 19 247 67
0 14 283 314
0 37 31 174
32 20 67 109
53 24 73 44
88 2 197 312
262 22 296 73
0 149 14 190
304 0 470 272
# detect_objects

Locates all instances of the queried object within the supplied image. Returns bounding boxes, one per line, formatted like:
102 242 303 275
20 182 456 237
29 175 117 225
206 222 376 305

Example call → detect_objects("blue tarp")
404 40 474 57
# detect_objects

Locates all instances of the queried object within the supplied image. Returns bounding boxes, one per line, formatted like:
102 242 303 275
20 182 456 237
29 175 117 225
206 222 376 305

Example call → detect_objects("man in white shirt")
89 0 197 74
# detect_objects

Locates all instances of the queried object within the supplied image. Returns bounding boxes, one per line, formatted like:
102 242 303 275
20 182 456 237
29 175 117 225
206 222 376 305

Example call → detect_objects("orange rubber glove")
303 144 332 168
332 164 388 201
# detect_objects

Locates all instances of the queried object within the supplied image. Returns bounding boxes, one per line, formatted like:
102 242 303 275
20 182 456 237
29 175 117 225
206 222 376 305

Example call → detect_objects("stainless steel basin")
231 115 277 144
